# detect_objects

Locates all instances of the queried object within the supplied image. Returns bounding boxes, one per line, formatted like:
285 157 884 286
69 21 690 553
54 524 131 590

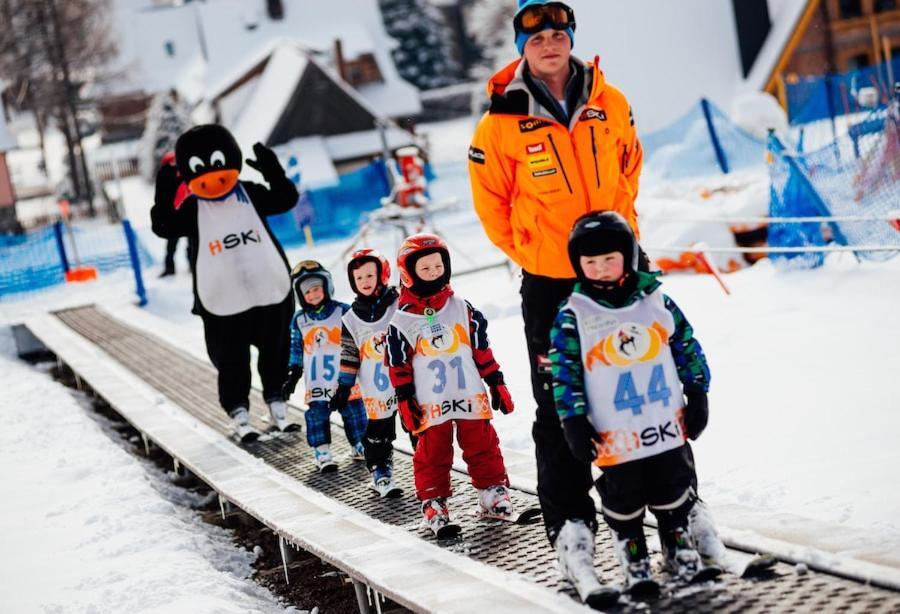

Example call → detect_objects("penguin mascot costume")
151 124 299 440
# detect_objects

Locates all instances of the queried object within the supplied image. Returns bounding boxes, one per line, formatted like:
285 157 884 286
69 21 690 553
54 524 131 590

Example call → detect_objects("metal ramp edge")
23 312 589 614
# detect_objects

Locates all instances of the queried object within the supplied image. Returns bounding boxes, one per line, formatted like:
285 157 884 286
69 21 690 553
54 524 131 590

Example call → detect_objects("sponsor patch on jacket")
468 146 485 164
532 168 558 178
629 107 635 126
579 108 607 122
518 118 551 133
527 153 553 170
526 142 545 154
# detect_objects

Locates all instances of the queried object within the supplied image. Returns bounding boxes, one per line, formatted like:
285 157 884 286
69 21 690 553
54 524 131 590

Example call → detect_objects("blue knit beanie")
514 0 575 55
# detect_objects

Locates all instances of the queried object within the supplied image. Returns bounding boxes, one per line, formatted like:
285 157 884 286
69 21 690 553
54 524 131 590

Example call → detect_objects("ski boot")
349 441 366 461
314 445 338 473
555 520 621 609
369 464 402 498
267 400 300 432
610 529 659 599
477 485 515 520
230 407 259 443
422 497 460 539
660 525 721 584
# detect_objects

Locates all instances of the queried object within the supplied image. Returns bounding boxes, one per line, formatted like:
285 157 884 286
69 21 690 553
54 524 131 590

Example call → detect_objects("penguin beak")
188 169 239 199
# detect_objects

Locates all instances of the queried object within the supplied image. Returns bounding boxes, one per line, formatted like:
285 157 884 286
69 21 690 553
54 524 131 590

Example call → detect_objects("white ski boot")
660 525 721 584
610 529 658 598
689 500 776 577
369 464 402 498
477 485 514 520
314 445 338 473
349 441 366 461
266 400 299 432
556 520 621 608
230 407 259 443
422 497 460 539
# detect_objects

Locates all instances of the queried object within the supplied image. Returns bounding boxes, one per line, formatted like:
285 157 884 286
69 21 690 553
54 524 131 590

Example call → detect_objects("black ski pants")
202 293 294 416
595 446 696 537
522 272 598 543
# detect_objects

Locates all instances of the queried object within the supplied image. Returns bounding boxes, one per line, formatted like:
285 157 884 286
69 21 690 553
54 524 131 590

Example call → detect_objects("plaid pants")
305 399 368 448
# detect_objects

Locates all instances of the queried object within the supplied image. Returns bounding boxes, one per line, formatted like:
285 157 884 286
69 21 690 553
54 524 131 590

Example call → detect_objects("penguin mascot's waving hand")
151 124 299 436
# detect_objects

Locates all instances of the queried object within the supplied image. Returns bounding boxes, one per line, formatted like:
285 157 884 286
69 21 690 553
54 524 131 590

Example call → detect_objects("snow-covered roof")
0 112 16 153
228 44 310 156
108 0 419 118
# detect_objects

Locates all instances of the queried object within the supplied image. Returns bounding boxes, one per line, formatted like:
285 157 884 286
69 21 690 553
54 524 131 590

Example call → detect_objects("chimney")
334 39 348 82
266 0 283 20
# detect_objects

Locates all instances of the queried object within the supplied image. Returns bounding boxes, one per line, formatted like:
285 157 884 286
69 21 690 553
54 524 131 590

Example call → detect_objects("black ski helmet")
567 211 638 281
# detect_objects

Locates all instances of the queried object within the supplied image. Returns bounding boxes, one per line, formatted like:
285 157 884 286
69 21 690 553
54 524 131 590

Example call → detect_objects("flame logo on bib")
360 332 387 360
586 321 670 370
303 326 341 353
416 322 471 356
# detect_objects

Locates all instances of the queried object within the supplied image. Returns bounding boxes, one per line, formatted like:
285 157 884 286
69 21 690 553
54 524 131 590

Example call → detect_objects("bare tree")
0 0 117 215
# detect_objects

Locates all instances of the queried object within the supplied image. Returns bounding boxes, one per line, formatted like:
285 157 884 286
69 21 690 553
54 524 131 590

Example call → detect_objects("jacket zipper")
590 126 600 188
547 133 574 194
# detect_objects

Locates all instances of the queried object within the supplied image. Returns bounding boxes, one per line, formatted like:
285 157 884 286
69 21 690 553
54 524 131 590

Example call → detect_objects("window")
874 0 897 12
846 52 870 70
838 0 863 18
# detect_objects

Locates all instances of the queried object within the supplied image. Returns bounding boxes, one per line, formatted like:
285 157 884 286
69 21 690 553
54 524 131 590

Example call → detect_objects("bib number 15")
614 364 671 416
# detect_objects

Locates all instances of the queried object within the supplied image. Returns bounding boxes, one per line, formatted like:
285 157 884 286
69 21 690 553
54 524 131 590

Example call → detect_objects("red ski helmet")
348 248 391 292
396 233 451 291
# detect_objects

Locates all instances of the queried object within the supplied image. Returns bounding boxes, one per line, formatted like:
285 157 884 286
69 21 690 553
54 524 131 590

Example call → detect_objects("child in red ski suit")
385 233 516 535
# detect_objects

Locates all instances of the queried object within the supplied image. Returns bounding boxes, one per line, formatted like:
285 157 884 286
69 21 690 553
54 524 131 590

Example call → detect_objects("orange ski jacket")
468 56 643 279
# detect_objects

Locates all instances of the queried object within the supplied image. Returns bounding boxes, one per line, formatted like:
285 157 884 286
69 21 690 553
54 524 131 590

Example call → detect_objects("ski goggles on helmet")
291 259 324 277
514 2 575 35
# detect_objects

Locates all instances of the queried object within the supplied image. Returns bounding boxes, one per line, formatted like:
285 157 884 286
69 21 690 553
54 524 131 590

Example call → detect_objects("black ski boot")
660 525 721 584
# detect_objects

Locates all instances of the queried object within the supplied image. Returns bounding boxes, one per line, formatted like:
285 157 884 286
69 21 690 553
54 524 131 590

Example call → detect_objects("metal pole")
352 578 371 614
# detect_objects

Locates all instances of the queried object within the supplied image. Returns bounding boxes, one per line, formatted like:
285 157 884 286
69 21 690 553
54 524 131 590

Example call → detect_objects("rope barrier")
645 244 900 254
641 215 900 224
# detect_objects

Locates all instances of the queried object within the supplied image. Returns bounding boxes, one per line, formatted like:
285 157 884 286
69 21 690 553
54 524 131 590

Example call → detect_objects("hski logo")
580 108 607 122
208 229 263 255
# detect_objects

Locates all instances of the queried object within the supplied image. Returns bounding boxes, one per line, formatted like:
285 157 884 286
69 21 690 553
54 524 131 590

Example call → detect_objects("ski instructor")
468 0 644 605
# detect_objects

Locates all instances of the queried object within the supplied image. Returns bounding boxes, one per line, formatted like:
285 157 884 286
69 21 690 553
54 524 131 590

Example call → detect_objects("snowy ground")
0 327 295 613
2 117 900 607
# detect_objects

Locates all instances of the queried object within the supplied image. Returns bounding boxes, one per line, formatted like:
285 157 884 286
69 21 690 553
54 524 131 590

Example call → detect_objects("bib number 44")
614 364 672 416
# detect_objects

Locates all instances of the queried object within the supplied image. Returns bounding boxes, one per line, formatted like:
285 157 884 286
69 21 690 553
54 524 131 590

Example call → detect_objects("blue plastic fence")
785 57 900 126
640 98 768 179
0 220 153 302
267 159 393 247
767 101 900 268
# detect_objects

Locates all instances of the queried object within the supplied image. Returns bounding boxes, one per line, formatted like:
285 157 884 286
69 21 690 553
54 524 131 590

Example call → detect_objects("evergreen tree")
463 0 517 79
379 0 463 90
140 90 192 181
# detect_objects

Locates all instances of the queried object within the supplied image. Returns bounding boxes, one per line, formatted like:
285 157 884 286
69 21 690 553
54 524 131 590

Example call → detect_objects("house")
204 39 419 188
96 0 421 143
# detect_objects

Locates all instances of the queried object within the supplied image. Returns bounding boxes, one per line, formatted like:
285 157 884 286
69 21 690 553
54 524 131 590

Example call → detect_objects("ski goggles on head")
514 2 575 35
291 259 323 277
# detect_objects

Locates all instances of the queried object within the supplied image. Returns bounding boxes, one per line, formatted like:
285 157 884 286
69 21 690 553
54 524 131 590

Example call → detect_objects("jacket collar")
486 55 606 127
574 270 662 308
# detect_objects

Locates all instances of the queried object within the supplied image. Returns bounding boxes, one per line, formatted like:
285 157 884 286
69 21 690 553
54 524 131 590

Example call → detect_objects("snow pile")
731 92 789 141
0 329 290 614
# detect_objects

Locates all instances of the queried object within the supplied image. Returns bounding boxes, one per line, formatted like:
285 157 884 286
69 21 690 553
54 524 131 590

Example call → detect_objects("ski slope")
1 117 899 609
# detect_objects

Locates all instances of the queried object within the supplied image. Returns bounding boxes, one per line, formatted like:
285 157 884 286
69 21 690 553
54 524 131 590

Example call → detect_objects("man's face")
353 261 378 297
522 29 571 80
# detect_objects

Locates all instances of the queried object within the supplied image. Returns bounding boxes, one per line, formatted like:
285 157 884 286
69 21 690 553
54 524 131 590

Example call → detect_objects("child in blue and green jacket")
549 211 716 595
282 260 368 472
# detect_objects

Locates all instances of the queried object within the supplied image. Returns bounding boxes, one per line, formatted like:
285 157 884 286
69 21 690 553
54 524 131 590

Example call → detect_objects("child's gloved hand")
281 365 302 401
683 390 709 440
245 142 286 184
329 384 351 411
396 384 424 432
484 372 514 414
561 414 600 464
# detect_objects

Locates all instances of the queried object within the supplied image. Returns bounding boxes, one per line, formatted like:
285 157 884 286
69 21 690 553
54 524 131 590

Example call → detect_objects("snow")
2 117 900 600
0 112 15 152
0 329 291 613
